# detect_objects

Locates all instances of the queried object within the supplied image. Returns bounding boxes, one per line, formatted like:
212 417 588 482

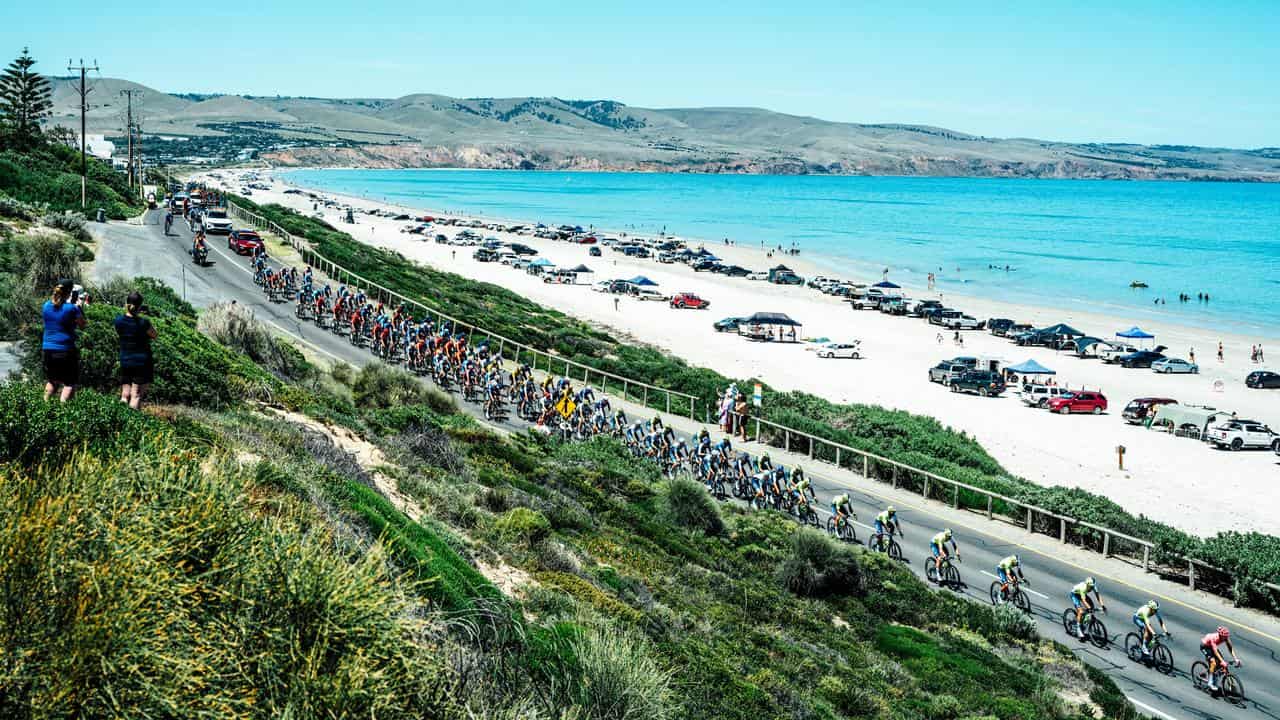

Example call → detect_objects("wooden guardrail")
226 199 1279 612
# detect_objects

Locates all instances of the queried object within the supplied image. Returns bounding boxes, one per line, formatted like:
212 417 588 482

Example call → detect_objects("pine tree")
0 48 53 150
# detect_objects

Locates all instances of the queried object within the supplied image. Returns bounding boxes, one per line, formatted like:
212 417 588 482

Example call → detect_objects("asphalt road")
103 209 1277 720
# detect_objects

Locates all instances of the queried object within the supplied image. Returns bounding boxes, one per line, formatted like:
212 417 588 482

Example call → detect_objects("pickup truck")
1098 344 1140 363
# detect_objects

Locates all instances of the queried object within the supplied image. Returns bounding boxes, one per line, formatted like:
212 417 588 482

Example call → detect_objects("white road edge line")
979 570 1050 599
1126 695 1178 720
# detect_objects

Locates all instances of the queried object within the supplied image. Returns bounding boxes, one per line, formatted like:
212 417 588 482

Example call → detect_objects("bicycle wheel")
924 558 939 584
1221 674 1245 705
1190 661 1209 691
1152 643 1173 675
1124 633 1143 663
1087 618 1109 648
887 539 903 562
1012 590 1031 614
943 563 960 588
1061 609 1076 635
988 581 1002 605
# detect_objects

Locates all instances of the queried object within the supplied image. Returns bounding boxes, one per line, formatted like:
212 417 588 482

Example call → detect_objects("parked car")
588 246 602 257
928 361 970 385
746 271 769 281
720 265 751 277
692 260 721 272
1151 358 1199 374
816 341 862 359
1245 370 1280 388
670 292 710 309
1122 397 1177 424
657 252 678 264
633 288 667 301
1098 343 1141 363
912 300 944 318
942 314 984 330
987 318 1015 335
227 229 264 255
714 317 746 332
1046 391 1108 415
1020 384 1071 408
950 370 1006 397
1118 349 1167 369
434 233 449 244
508 243 538 256
472 248 499 262
929 309 961 326
1205 420 1280 451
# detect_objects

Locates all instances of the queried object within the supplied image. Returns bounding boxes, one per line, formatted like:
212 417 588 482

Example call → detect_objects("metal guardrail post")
921 475 927 497
643 387 648 408
785 430 790 452
1142 546 1150 572
666 393 671 414
809 437 814 458
1102 533 1110 557
892 465 898 489
755 419 761 443
953 485 960 509
1059 518 1067 543
835 448 841 467
1025 507 1033 532
986 495 993 519
1189 560 1196 591
862 456 868 477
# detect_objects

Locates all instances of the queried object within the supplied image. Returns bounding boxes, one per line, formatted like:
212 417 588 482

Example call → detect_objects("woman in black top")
114 291 158 409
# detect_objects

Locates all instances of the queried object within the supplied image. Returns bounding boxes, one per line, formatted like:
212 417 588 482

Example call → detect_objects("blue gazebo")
628 276 659 286
1006 359 1056 375
1116 326 1155 348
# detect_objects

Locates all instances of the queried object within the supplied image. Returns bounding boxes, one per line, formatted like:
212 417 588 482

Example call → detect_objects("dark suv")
1122 397 1177 424
950 370 1007 397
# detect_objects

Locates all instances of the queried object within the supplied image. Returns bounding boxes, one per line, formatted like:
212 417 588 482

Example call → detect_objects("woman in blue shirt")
42 279 86 402
114 291 158 409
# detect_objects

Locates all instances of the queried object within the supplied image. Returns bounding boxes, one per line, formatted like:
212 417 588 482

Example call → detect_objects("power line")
67 58 99 209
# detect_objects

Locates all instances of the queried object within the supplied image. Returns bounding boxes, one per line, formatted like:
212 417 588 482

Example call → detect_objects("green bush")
352 362 436 410
196 301 313 381
0 144 140 219
38 210 90 242
565 622 674 720
496 507 552 545
0 381 169 466
776 527 865 598
661 477 724 536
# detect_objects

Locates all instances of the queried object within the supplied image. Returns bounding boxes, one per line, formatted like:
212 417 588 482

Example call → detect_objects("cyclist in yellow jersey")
873 506 903 550
997 555 1026 599
930 528 959 574
1069 577 1107 640
830 493 855 527
1133 600 1167 655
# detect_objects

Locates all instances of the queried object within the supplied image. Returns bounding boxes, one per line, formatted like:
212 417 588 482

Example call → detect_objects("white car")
1151 358 1199 374
1098 344 1141 363
816 342 862 359
202 208 233 234
1205 420 1279 451
1019 384 1070 408
746 272 768 281
942 314 983 330
633 288 668 302
592 280 614 293
499 253 520 265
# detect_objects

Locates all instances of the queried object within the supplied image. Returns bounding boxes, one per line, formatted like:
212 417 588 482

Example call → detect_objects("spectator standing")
41 279 86 402
115 291 158 410
1189 347 1196 365
1218 342 1224 362
733 393 749 441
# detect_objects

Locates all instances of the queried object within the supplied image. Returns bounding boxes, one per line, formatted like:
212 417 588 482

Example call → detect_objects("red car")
1047 391 1108 415
228 229 264 255
670 292 710 309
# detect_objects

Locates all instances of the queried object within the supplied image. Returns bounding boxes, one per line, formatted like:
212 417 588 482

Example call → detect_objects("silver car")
1150 357 1198 374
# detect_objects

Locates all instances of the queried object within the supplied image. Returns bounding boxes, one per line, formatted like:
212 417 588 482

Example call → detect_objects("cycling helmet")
887 505 896 514
943 528 952 540
1217 626 1230 639
1147 600 1159 611
1011 554 1020 565
1085 576 1095 588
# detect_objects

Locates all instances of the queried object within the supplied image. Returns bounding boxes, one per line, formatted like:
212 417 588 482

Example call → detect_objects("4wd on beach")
1205 420 1279 451
950 370 1006 397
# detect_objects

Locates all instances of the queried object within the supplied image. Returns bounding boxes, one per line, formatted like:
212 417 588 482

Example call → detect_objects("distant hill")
46 77 1280 180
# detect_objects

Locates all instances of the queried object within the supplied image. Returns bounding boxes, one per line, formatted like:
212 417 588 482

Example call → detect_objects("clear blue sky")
4 0 1276 147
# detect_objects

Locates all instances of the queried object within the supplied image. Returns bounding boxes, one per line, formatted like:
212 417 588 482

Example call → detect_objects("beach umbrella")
628 276 658 286
1006 359 1056 375
1116 326 1155 339
872 281 901 289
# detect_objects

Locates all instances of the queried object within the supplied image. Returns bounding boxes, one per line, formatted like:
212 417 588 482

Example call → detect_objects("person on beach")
614 297 620 312
1218 342 1224 362
115 291 158 410
41 279 86 403
1189 348 1195 365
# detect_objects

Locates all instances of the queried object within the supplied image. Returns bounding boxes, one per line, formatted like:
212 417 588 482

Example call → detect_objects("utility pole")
121 89 138 189
67 59 98 208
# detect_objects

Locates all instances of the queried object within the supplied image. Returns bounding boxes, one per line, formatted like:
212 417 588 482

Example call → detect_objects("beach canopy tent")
1149 404 1235 435
1038 322 1084 337
1117 326 1155 339
628 276 658 286
1071 336 1107 355
570 264 593 274
872 281 901 289
529 258 555 267
1006 359 1056 375
770 264 793 272
739 312 803 343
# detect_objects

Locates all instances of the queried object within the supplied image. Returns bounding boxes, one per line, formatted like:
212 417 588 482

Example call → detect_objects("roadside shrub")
0 193 37 220
38 210 90 242
565 623 674 720
197 301 311 380
661 477 724 535
990 599 1038 642
777 528 866 598
496 507 551 546
352 362 432 409
0 381 168 466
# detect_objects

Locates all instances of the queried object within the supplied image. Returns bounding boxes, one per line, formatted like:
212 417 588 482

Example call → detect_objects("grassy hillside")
0 191 1142 718
234 196 1280 613
0 141 142 219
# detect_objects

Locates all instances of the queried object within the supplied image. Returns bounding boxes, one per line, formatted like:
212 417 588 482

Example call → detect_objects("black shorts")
42 349 79 386
1200 644 1216 662
120 362 154 386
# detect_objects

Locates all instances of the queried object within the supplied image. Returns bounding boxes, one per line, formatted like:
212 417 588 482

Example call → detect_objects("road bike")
1061 606 1109 648
866 531 903 561
988 578 1032 614
825 515 858 543
792 498 820 528
1191 660 1246 706
925 555 962 589
1124 632 1173 674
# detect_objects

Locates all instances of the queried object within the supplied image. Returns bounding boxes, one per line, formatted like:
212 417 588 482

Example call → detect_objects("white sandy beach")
204 169 1280 536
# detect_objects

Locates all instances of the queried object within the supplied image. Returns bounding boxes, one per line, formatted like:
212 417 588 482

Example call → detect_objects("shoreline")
209 168 1280 537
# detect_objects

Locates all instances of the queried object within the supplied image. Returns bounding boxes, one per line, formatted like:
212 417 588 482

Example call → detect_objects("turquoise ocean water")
284 169 1280 338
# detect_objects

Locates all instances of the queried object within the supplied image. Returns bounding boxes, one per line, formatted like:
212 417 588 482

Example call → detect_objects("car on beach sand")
588 246 602 257
1122 397 1177 424
670 293 710 309
941 314 984 330
1245 370 1280 388
928 361 970 385
714 317 746 332
746 271 768 281
1020 384 1070 408
1205 420 1280 451
1151 358 1198 374
950 370 1006 397
227 229 263 255
1046 391 1108 415
1118 349 1167 369
816 341 862 359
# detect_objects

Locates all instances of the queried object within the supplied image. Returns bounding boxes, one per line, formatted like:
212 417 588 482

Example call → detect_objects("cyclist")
790 466 814 504
830 493 855 531
996 554 1026 602
163 209 173 233
1200 626 1241 692
872 506 903 551
1070 577 1107 641
930 528 959 575
1132 600 1168 656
